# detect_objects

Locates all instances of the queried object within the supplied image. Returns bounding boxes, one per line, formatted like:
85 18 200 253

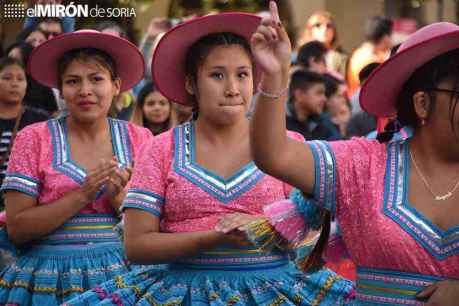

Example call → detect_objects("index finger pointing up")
269 1 280 23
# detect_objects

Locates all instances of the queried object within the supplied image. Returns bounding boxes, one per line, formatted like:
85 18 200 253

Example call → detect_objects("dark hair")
297 41 327 68
390 43 401 57
358 62 379 83
323 74 343 98
378 48 459 142
133 81 175 134
184 32 254 108
0 57 25 74
6 41 33 67
137 81 155 109
365 16 393 43
289 69 325 101
57 48 118 90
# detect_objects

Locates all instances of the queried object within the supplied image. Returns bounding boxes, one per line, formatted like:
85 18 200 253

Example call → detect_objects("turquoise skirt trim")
40 214 120 245
0 213 129 305
353 267 451 305
64 246 355 306
0 242 129 306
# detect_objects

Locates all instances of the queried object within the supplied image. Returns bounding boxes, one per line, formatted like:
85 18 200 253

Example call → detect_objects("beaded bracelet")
258 86 288 100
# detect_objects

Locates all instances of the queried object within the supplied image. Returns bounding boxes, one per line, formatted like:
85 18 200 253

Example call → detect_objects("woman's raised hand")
250 1 292 76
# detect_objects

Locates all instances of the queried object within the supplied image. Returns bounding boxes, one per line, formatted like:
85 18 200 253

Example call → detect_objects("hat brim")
360 30 459 117
152 13 262 105
28 32 144 92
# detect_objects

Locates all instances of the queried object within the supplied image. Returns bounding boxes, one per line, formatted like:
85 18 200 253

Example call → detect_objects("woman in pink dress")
0 30 151 305
64 9 354 306
249 2 459 305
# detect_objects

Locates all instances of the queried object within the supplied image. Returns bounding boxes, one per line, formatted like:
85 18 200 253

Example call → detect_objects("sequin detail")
173 122 265 204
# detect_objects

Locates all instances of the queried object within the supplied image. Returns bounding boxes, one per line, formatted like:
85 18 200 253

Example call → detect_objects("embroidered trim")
48 118 133 186
1 173 41 197
311 274 341 306
383 141 459 259
122 189 164 217
0 278 84 297
309 141 337 213
356 267 446 305
173 122 265 204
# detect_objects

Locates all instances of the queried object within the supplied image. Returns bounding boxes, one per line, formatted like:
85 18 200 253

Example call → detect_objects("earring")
421 118 426 126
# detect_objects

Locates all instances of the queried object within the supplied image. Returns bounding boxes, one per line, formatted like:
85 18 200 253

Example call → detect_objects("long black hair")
378 48 459 142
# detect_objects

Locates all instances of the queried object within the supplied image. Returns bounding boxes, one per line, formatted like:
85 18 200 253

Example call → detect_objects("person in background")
287 70 342 140
0 57 49 270
16 26 47 48
6 41 58 116
297 11 347 77
0 57 49 208
23 0 75 34
130 81 177 135
346 16 393 96
37 17 64 40
324 75 350 138
139 18 172 82
295 41 327 74
346 62 380 137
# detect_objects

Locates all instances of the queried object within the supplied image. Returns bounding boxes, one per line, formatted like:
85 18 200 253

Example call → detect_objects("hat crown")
398 22 459 53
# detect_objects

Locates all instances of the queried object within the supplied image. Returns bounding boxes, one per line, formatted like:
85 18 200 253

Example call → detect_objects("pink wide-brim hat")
152 13 262 105
360 22 459 117
28 30 144 92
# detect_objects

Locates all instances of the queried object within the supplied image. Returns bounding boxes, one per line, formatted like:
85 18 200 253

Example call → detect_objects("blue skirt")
64 247 355 306
0 242 129 306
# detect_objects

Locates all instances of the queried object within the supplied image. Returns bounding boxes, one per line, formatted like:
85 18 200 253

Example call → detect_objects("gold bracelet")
258 86 288 100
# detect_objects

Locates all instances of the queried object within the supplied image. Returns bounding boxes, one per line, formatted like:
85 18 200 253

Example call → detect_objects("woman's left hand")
416 280 459 306
106 159 133 211
250 1 291 76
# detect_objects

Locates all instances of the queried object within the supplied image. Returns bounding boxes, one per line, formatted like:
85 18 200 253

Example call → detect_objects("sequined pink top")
122 122 301 233
307 138 459 304
2 117 152 214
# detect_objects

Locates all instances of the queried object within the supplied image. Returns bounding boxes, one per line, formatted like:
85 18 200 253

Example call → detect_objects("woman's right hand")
214 213 265 247
78 160 118 204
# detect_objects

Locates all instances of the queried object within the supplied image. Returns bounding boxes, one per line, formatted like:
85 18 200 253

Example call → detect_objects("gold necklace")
409 150 459 201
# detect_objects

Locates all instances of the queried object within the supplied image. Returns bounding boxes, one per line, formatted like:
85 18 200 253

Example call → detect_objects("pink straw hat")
28 30 144 92
360 22 459 117
152 13 262 105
